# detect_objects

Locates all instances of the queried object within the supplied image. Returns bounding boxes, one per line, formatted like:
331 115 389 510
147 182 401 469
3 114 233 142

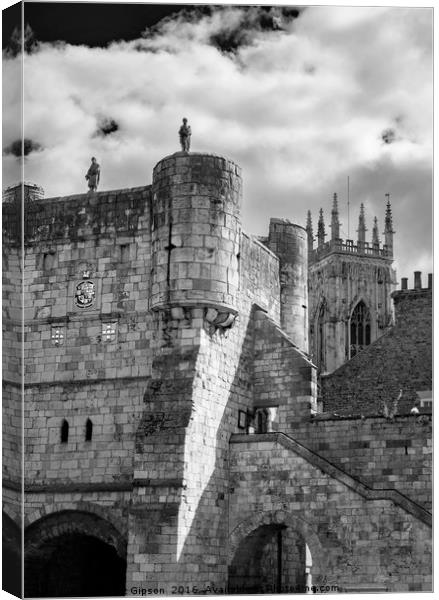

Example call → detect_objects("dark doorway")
25 533 126 597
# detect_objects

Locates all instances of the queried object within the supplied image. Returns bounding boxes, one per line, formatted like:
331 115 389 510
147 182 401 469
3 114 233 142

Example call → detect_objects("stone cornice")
3 374 151 389
4 478 184 494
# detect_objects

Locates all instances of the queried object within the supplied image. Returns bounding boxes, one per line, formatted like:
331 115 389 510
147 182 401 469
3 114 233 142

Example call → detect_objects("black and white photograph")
2 0 433 597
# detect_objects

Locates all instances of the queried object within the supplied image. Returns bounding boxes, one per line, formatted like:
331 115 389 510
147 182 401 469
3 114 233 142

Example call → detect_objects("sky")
2 1 434 283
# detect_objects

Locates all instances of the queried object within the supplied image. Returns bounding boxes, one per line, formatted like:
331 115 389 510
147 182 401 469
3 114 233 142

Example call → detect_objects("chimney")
414 271 422 290
428 273 433 289
401 278 408 290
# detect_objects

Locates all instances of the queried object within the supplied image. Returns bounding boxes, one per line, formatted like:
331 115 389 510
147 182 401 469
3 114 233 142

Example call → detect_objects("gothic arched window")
349 301 371 358
316 302 326 370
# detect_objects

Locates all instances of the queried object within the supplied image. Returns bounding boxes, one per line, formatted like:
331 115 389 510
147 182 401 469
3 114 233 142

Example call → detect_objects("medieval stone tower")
2 150 431 597
306 194 396 374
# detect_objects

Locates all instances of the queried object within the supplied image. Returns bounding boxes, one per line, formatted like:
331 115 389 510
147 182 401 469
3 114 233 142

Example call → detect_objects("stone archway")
25 510 127 597
2 512 21 597
229 510 327 594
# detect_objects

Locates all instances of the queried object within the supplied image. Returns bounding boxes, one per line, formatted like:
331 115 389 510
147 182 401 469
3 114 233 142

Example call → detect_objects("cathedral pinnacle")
306 210 314 251
383 193 395 257
357 203 367 246
317 208 326 247
330 192 341 240
384 194 394 234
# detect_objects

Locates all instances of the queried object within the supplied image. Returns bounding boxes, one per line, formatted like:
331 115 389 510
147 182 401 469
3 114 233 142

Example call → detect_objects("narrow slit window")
43 252 55 270
85 419 93 442
120 244 130 262
61 419 69 443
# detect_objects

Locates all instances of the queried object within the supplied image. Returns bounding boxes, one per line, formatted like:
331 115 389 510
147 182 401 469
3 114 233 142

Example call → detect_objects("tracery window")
349 301 371 358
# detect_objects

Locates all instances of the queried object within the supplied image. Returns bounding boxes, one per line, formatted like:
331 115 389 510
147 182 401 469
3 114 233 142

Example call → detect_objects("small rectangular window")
51 325 65 346
102 322 117 343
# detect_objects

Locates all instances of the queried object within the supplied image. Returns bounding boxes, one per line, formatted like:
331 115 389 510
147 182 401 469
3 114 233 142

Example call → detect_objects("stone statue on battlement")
178 118 191 152
85 157 100 192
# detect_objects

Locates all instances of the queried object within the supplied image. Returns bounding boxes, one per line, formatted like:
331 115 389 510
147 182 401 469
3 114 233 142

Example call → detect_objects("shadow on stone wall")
2 511 22 597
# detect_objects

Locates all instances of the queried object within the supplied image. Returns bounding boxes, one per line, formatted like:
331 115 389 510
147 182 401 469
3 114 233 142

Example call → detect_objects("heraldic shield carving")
75 280 96 309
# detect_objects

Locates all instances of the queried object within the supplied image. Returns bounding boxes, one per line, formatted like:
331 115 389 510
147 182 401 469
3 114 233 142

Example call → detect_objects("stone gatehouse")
2 151 432 596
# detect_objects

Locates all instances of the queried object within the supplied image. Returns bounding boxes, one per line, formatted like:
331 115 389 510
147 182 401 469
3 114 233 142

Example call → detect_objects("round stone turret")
150 152 242 313
268 219 309 353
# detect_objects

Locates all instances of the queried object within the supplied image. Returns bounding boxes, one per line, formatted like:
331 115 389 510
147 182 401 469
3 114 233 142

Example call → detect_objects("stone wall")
229 434 431 593
126 153 289 590
6 153 305 595
2 243 22 381
128 307 257 588
2 151 431 595
321 287 432 415
2 384 22 486
252 310 317 425
2 242 23 526
24 379 148 484
17 186 153 494
289 414 432 511
240 233 280 320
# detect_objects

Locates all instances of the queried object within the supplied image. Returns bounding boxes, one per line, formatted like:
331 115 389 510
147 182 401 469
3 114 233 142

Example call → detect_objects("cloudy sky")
2 2 433 282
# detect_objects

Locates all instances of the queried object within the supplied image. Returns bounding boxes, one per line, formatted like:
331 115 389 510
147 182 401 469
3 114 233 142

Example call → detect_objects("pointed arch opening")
316 301 326 371
229 511 328 595
229 522 315 594
349 301 371 358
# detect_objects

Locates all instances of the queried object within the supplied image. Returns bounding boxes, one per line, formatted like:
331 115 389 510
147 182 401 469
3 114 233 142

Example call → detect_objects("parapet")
2 182 151 244
309 237 392 264
391 271 432 326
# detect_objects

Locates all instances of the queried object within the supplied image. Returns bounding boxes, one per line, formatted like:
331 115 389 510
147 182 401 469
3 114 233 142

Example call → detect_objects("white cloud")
2 5 433 278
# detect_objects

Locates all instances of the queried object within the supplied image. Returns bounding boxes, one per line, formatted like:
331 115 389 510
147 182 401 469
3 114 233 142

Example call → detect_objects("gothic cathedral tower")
307 194 396 375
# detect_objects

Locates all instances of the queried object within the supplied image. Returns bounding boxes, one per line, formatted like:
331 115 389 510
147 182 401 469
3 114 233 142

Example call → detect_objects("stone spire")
306 210 314 251
383 193 394 257
317 208 326 247
372 216 380 247
330 193 341 241
357 203 367 247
